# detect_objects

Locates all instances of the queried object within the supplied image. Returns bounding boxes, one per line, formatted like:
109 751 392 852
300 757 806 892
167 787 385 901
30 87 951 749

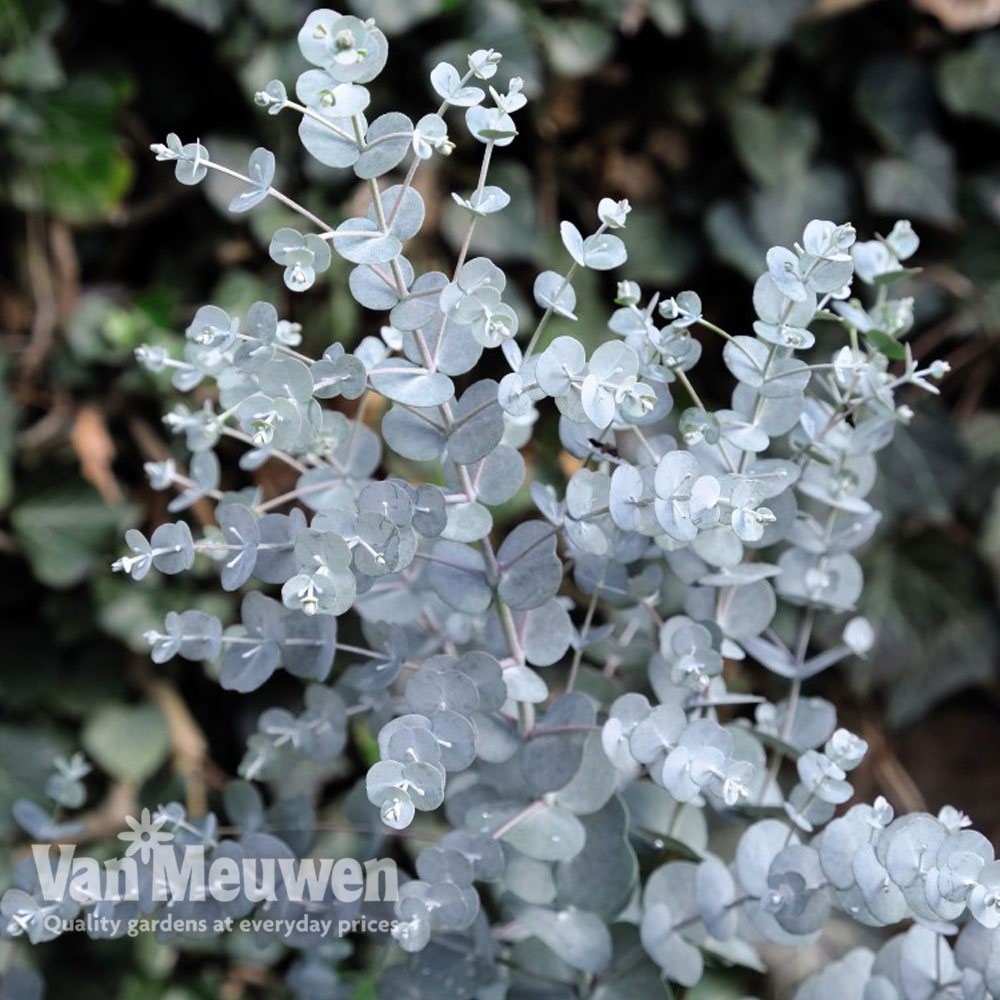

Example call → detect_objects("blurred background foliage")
4 0 1000 996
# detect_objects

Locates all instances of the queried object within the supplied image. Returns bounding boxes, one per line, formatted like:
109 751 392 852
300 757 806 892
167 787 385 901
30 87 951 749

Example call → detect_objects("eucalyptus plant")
4 8 995 1000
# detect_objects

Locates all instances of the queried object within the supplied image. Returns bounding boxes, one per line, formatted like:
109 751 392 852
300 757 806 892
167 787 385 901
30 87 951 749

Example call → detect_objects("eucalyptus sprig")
6 9 988 1000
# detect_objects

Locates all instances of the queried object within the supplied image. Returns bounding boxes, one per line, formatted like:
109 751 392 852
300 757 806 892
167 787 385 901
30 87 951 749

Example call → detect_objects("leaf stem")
567 561 606 692
196 158 333 233
491 799 546 840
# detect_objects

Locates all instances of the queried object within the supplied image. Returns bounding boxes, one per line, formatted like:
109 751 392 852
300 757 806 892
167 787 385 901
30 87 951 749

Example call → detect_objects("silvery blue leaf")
469 444 525 507
259 356 314 402
518 598 574 666
425 539 492 613
150 520 195 575
497 520 561 611
533 270 578 319
382 403 446 461
369 359 454 407
451 185 510 216
441 501 492 543
282 610 337 681
368 184 425 241
753 274 816 327
332 217 402 264
886 219 919 260
521 692 596 793
560 220 586 265
349 258 410 310
12 800 86 841
228 148 275 213
697 857 738 940
494 805 585 862
582 232 627 270
448 379 503 464
430 61 484 106
640 902 703 986
217 503 259 590
356 112 413 179
766 245 807 301
519 907 612 974
296 71 370 115
259 79 286 114
391 271 446 330
254 509 305 583
311 349 367 400
174 141 208 185
852 239 901 284
220 592 283 692
465 105 517 145
298 110 359 168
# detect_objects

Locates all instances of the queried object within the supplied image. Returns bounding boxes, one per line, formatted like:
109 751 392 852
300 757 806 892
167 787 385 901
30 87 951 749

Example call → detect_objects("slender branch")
491 800 546 840
220 427 309 473
673 367 706 411
283 99 356 142
196 158 333 233
453 140 494 278
522 261 580 361
567 560 606 692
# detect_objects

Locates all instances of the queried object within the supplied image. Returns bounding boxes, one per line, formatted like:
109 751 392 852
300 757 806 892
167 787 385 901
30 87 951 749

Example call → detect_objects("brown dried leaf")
71 405 121 504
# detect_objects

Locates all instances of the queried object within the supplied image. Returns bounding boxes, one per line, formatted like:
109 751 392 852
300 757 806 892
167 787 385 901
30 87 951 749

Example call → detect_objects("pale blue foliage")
4 9 982 1000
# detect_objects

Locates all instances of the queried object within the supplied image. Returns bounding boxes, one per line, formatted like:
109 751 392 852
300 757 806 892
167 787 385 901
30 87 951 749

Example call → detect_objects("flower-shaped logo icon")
117 808 173 864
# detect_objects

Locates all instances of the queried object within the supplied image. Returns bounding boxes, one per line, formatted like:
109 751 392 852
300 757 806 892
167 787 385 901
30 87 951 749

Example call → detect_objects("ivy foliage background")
3 0 1000 996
